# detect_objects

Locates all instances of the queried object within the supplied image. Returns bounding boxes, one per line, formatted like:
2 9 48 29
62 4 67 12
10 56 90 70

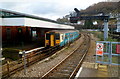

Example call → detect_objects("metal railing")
2 45 60 78
96 41 120 65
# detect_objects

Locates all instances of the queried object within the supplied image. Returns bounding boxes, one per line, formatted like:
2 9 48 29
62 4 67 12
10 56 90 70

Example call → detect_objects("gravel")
108 65 120 77
11 34 85 77
82 33 120 78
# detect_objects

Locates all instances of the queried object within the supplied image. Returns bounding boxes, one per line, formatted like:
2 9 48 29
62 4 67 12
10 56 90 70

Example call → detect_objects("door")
17 28 23 41
50 35 55 46
6 28 11 40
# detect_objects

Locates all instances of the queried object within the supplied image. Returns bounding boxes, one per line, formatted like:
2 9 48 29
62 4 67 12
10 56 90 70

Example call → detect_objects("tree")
56 15 70 24
84 20 93 29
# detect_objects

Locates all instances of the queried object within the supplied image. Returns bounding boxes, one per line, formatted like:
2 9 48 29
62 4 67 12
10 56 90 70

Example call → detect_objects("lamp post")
104 19 108 41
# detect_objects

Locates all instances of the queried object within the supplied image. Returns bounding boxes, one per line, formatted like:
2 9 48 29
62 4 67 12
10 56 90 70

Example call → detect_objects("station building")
0 9 74 47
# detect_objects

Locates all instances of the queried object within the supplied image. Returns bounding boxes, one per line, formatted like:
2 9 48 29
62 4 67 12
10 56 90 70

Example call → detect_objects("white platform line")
74 67 83 79
25 47 44 54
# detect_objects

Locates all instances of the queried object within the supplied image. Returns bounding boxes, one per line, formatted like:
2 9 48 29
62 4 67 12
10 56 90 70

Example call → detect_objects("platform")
75 62 109 78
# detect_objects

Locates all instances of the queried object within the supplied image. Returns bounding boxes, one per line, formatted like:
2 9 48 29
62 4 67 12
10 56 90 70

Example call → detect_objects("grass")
98 56 119 64
112 56 119 64
86 31 119 42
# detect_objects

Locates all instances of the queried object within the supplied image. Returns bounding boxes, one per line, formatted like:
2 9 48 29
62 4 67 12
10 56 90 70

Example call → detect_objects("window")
65 35 67 39
55 33 60 40
46 33 50 40
6 28 11 40
18 28 22 33
62 35 64 40
32 31 37 37
70 34 73 37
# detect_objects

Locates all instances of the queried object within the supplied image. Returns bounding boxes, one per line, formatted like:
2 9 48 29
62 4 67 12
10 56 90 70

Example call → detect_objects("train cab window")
6 28 11 40
62 35 64 40
46 33 50 40
55 33 60 40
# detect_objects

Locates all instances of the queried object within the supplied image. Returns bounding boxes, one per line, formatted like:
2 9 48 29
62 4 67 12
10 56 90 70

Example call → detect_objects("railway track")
2 36 80 78
2 45 60 78
41 33 90 79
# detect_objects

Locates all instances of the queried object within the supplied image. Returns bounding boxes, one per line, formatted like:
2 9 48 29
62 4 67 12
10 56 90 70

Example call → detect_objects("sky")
0 0 112 20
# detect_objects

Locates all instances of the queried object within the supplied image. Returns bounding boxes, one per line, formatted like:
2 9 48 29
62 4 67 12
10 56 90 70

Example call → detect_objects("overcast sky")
0 0 110 20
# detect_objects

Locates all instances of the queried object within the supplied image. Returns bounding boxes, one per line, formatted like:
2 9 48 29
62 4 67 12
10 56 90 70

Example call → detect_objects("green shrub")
107 37 118 42
2 48 20 60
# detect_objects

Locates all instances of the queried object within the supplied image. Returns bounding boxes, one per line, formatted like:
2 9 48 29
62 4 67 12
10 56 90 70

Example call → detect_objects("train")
45 30 79 47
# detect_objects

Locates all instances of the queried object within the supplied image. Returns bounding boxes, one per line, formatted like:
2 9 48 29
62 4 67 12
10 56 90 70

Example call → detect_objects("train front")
45 31 60 47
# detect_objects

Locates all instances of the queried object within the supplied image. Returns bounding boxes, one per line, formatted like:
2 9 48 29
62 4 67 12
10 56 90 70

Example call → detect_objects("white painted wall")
0 18 2 25
1 18 25 26
59 24 74 29
25 18 60 28
25 18 74 29
1 17 74 29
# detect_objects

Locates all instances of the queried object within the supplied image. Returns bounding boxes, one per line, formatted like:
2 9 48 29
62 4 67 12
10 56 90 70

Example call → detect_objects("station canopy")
0 9 74 29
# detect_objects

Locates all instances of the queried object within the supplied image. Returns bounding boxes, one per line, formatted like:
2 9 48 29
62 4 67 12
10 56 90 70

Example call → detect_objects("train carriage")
45 30 79 47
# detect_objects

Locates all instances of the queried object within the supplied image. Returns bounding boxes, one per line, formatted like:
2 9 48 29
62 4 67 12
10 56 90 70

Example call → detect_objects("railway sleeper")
50 72 70 77
56 68 73 73
55 66 72 72
55 67 73 73
58 65 77 70
61 67 74 72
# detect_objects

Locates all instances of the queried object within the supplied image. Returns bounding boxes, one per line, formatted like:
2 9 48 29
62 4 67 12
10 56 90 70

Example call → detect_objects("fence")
96 41 120 65
1 46 59 78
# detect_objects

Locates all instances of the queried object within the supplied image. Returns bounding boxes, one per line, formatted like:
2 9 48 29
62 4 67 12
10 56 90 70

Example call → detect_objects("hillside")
56 1 120 23
81 1 120 14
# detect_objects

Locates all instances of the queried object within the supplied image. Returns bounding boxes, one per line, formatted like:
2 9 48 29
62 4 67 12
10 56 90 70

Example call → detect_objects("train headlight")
56 40 60 44
46 40 49 45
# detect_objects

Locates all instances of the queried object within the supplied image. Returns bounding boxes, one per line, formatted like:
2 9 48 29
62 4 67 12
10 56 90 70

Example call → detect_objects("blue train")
45 30 79 47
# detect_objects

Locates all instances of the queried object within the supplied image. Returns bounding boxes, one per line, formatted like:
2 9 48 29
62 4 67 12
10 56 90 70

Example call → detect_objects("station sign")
96 43 104 55
116 45 120 54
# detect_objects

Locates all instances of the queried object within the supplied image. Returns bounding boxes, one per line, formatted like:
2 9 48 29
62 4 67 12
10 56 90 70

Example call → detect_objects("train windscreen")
46 33 50 40
55 33 60 40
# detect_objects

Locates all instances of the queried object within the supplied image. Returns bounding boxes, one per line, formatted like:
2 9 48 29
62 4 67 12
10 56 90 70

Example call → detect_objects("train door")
50 34 55 46
55 33 60 45
6 28 11 40
45 33 50 47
